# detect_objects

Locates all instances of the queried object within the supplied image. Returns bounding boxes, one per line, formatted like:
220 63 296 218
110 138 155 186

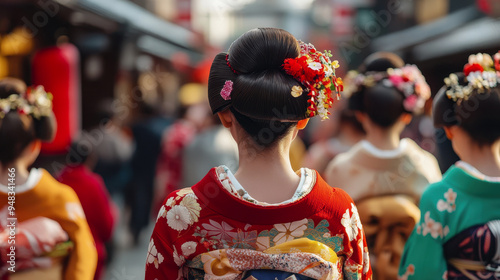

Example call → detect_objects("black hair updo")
208 28 310 147
433 73 500 145
0 79 56 165
348 52 409 128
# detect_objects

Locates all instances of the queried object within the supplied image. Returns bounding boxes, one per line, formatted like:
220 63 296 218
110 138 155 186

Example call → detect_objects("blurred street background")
0 0 499 279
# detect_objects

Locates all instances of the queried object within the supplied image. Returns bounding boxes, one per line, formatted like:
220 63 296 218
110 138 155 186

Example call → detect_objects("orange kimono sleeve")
55 187 98 280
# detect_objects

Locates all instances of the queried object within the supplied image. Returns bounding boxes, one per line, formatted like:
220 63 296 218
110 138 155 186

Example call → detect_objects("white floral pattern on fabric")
342 203 362 241
167 205 192 232
363 246 370 274
181 241 197 257
202 219 238 241
176 188 195 198
437 188 457 213
179 194 201 223
156 205 166 222
172 246 185 266
147 239 165 269
398 264 415 280
273 218 308 245
166 197 175 207
416 212 449 239
256 236 271 251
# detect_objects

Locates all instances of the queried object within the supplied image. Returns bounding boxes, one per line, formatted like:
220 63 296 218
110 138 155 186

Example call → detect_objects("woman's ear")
354 111 366 123
297 119 309 130
30 140 42 153
217 110 233 128
443 126 453 140
400 113 412 125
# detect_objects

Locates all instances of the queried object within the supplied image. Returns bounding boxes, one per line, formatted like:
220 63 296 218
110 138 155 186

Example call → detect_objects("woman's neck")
462 141 500 177
365 127 401 150
234 135 300 204
0 162 30 186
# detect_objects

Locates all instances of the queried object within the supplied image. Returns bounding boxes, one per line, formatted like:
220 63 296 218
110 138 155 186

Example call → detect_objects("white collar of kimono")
0 168 42 194
219 165 315 206
456 161 500 183
360 138 409 159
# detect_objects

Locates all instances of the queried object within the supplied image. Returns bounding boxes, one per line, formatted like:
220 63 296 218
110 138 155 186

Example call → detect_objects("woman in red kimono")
145 28 372 280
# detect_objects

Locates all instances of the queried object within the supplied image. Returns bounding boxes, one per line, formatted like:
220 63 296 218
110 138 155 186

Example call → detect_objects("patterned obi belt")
185 238 339 279
444 220 500 279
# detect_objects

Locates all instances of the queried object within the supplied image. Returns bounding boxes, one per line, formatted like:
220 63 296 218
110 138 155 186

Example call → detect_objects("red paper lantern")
32 43 80 154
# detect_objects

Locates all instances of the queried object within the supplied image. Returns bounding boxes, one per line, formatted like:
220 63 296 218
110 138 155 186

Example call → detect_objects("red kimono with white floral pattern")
145 167 372 280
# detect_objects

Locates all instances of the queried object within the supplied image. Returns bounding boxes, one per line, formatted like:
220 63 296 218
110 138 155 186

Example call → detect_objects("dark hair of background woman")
208 28 311 148
0 79 55 165
348 52 408 128
433 73 500 146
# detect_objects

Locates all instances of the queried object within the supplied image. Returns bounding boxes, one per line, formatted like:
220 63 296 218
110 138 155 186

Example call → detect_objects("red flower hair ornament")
282 41 343 120
444 51 500 103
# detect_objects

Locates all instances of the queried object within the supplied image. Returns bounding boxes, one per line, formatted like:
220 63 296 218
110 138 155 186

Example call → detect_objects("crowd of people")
0 27 499 280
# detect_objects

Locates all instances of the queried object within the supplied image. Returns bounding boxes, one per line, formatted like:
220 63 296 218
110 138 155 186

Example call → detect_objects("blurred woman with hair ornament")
399 51 500 280
145 28 372 280
325 52 441 204
0 78 97 280
324 52 441 280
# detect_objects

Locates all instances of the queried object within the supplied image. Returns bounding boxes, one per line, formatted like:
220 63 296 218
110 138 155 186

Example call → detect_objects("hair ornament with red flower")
0 85 53 119
282 40 343 120
343 65 431 113
445 51 500 104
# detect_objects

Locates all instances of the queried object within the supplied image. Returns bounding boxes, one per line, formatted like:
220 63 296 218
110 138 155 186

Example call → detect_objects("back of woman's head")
0 79 56 165
347 53 430 128
359 52 405 73
433 52 500 145
208 28 342 147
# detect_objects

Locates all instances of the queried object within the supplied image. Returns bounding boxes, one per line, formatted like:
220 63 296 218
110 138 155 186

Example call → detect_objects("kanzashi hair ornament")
343 65 431 114
282 40 342 120
225 54 239 75
444 52 500 104
0 85 52 119
220 80 233 101
291 85 303 97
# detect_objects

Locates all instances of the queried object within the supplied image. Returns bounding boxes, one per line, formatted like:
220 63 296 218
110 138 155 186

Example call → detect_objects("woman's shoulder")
324 145 360 176
401 138 442 180
418 177 456 210
37 169 81 201
315 171 355 207
402 138 439 164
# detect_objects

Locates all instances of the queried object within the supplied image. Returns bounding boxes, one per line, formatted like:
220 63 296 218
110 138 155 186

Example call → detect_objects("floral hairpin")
385 65 431 112
343 65 431 113
282 41 343 120
0 85 53 119
220 80 233 101
444 52 500 104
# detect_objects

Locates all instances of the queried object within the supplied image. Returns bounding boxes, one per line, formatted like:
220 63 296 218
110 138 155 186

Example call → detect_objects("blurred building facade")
0 0 205 140
1 0 498 157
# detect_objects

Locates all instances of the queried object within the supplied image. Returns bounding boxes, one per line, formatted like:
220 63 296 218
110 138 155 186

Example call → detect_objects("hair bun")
34 113 56 141
228 28 300 74
208 28 309 120
231 68 308 120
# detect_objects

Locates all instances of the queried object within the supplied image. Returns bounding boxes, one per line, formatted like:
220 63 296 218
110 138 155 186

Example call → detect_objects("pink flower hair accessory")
220 80 233 101
344 65 431 114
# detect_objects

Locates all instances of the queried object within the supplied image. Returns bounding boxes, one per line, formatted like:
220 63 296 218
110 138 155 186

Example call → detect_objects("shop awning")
371 6 483 55
411 17 500 61
55 0 203 62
